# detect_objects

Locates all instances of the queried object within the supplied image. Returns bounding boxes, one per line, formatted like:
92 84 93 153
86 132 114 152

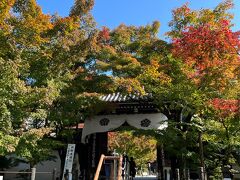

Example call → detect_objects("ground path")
134 175 158 180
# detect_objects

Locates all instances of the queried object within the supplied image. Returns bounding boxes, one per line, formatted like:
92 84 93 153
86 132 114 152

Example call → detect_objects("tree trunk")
30 163 36 180
157 143 165 180
58 148 67 179
199 132 205 180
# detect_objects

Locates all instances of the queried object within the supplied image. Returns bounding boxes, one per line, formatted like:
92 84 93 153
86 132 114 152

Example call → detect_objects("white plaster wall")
3 151 61 180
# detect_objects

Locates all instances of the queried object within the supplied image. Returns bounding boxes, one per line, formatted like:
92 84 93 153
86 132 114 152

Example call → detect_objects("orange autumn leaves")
172 22 240 89
210 98 239 117
170 2 240 118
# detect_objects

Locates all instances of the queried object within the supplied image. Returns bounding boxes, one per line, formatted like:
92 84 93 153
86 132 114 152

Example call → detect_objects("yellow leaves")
151 21 160 35
76 92 99 99
150 59 160 68
75 66 85 74
138 60 172 87
113 52 140 69
0 0 15 31
97 46 142 73
27 13 53 31
101 45 117 56
0 132 19 155
224 80 240 99
7 1 54 46
115 78 145 94
0 0 15 20
26 128 52 139
70 0 94 17
96 60 110 71
40 79 62 106
115 64 122 70
15 127 57 164
121 52 139 65
53 17 80 34
14 0 44 18
15 15 52 45
0 0 15 16
111 24 133 46
108 131 157 166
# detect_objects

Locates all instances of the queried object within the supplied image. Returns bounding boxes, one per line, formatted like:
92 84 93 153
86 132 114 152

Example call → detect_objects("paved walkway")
134 175 158 180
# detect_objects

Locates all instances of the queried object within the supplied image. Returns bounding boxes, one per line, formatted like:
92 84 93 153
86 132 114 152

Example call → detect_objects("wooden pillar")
94 155 105 180
118 155 123 180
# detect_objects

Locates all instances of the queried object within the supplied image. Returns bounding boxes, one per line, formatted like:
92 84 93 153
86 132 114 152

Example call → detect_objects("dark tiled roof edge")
99 92 153 103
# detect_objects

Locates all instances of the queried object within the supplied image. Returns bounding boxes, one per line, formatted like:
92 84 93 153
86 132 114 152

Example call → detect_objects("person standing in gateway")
104 151 113 180
122 153 129 179
129 157 136 179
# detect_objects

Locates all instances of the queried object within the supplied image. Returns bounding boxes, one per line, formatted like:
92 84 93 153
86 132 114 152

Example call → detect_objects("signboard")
62 144 76 180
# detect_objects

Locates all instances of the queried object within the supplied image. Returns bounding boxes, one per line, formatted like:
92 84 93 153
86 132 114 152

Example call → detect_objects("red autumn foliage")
210 98 239 117
172 21 240 85
108 132 116 138
172 3 191 17
98 26 110 41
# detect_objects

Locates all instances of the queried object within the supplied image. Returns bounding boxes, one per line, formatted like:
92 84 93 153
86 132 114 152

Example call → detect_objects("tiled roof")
99 92 152 103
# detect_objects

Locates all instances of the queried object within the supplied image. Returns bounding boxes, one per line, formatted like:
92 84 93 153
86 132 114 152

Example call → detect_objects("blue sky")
36 0 240 39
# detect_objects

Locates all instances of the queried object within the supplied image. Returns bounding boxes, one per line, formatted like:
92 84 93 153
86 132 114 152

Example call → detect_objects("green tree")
0 0 100 168
95 1 239 178
108 131 157 169
168 0 240 176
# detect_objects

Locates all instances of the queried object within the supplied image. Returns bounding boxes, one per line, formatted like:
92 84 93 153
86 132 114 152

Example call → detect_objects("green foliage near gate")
0 0 239 177
108 130 157 168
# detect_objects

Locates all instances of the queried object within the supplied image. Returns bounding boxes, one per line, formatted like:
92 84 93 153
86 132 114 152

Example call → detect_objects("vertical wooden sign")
62 144 76 180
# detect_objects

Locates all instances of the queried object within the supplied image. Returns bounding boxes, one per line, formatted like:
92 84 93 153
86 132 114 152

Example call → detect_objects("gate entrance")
77 93 169 179
108 129 158 177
